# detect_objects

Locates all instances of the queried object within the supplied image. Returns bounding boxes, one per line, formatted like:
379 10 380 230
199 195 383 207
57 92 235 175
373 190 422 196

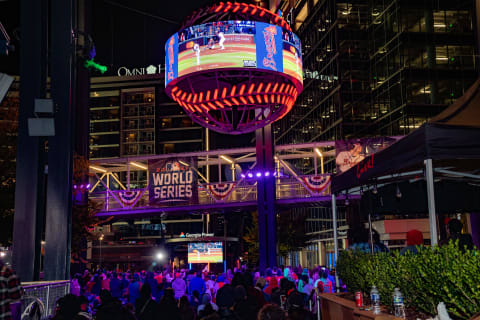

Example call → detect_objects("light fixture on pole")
99 234 104 268
130 162 148 170
395 184 402 198
372 184 378 195
314 148 324 174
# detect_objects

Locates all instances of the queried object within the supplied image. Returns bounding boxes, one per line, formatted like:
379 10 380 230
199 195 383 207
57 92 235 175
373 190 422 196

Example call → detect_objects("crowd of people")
53 265 338 320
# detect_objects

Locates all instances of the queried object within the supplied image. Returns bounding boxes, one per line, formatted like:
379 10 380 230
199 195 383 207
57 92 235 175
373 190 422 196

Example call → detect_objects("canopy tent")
330 78 480 251
333 78 480 193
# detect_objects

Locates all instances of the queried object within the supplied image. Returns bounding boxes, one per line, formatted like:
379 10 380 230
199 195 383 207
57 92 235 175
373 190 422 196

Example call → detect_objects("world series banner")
148 157 198 204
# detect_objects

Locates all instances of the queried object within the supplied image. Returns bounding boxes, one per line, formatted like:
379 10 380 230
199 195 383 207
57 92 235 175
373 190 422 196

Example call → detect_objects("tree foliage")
337 242 480 319
243 210 309 266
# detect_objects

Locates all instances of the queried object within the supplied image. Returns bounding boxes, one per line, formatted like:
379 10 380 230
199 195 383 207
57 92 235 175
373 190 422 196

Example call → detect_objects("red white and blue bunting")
302 175 331 194
207 183 235 200
116 190 143 206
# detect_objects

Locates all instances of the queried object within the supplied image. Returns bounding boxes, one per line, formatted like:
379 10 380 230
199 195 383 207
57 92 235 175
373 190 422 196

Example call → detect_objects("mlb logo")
166 161 181 171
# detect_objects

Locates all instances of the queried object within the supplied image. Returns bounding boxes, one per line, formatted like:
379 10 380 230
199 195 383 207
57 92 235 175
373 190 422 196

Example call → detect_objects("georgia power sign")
117 64 163 76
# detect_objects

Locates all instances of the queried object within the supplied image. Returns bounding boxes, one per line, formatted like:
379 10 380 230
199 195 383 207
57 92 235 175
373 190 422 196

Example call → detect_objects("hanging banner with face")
148 157 198 204
335 137 398 174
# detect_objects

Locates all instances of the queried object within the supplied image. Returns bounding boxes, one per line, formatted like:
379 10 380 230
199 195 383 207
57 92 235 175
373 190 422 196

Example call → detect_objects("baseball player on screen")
218 31 225 50
193 43 201 65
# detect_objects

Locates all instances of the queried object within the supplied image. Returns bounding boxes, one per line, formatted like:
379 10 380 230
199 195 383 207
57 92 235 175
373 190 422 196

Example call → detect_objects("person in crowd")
349 227 384 253
190 290 201 310
206 274 218 299
300 274 314 298
372 231 389 252
316 272 333 293
255 277 270 302
101 273 110 291
109 273 123 299
134 283 158 320
128 273 142 304
178 296 196 320
189 271 207 296
95 290 122 320
173 272 187 300
120 273 129 296
287 291 314 320
90 274 102 296
447 218 474 251
157 288 181 320
257 303 286 320
145 272 161 302
52 294 81 320
233 285 256 320
264 276 278 296
400 229 425 255
216 285 236 320
198 292 218 314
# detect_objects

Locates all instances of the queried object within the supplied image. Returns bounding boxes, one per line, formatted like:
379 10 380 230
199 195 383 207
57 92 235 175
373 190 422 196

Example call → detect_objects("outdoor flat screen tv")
187 242 223 263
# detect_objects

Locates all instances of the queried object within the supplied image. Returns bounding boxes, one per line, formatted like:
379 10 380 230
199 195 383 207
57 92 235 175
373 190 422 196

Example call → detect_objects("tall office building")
275 0 477 145
270 0 478 267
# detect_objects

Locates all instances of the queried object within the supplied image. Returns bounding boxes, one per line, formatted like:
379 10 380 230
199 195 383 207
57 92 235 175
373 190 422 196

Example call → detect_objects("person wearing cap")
172 272 187 300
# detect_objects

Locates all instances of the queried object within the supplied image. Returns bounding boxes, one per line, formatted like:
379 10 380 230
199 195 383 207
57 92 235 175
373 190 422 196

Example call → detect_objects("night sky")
92 0 221 75
0 0 256 75
0 0 256 147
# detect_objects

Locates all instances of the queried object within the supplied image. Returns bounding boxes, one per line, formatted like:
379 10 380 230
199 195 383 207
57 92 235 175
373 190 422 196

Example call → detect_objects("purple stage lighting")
86 184 91 189
247 173 253 178
241 173 246 178
80 184 84 189
273 172 277 177
73 185 77 189
256 172 262 177
264 171 270 177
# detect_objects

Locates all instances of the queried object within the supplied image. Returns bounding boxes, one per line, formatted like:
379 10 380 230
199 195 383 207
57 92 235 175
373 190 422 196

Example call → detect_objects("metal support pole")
206 128 210 181
13 0 48 282
425 159 438 246
44 0 74 281
316 288 322 320
127 161 130 191
314 150 318 176
256 124 276 271
218 156 222 183
331 193 340 292
368 213 374 254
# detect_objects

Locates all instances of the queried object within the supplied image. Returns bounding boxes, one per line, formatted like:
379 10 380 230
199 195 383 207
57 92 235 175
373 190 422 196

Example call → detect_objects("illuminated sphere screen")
188 242 223 264
165 5 303 135
166 20 302 85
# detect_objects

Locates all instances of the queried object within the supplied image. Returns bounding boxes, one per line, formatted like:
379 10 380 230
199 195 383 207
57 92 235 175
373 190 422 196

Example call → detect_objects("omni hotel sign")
117 64 163 76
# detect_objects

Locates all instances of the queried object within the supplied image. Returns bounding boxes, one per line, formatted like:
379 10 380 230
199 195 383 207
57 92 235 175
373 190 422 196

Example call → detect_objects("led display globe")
165 2 303 134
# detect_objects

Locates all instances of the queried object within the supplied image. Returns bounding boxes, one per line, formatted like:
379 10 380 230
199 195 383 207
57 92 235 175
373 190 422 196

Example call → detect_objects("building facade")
271 0 478 266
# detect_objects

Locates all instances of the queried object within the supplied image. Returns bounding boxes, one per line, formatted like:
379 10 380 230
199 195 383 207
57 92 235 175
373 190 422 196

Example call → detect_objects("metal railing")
21 281 70 319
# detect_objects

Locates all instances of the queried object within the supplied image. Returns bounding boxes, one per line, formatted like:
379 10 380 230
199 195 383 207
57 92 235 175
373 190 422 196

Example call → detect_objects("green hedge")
336 242 480 319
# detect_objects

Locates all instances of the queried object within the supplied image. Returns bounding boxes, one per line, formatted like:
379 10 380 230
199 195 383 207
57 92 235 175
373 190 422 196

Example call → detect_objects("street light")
99 234 104 269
